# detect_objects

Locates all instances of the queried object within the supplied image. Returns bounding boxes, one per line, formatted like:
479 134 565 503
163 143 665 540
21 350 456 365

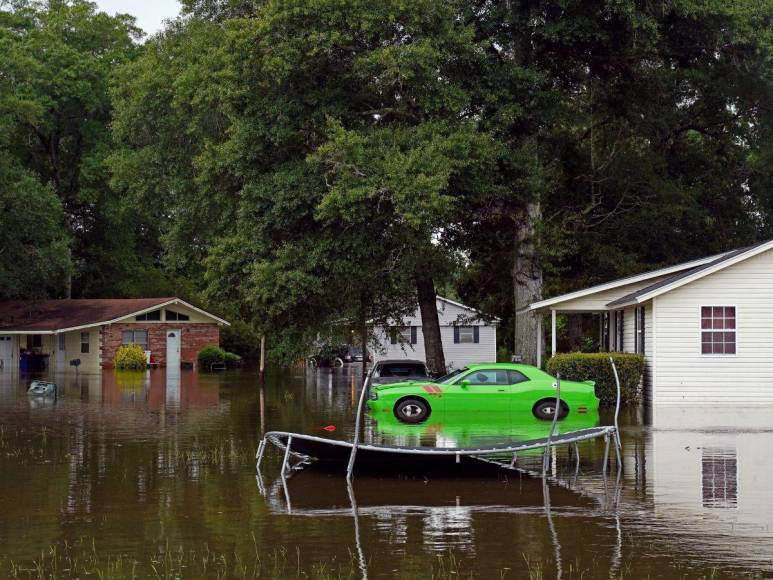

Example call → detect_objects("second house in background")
371 297 498 370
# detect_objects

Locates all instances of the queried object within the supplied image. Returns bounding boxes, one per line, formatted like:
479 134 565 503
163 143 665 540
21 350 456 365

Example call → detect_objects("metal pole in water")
543 372 561 477
346 371 371 481
281 435 293 477
609 356 623 470
256 438 266 471
602 433 610 476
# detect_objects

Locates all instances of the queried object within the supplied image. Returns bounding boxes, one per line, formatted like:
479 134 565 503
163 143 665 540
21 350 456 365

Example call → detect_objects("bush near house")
546 352 645 406
115 344 147 370
198 345 242 369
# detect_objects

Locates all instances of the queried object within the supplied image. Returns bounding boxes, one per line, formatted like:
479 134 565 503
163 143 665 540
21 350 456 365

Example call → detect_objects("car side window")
464 370 510 386
508 370 529 384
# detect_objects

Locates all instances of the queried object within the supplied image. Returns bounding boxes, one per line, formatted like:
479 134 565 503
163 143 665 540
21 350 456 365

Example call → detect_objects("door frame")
166 329 182 369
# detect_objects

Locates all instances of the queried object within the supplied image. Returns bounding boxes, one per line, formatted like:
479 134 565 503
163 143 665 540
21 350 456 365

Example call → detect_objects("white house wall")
653 247 773 404
373 326 497 370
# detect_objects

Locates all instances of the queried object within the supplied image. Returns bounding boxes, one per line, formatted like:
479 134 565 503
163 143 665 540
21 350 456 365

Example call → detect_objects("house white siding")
654 248 773 404
372 298 497 370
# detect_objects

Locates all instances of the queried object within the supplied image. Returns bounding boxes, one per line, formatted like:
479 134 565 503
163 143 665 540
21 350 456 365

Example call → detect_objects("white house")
372 296 497 370
525 238 773 405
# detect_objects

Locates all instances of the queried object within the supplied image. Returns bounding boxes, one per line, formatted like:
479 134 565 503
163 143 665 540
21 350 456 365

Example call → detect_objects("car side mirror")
459 379 470 389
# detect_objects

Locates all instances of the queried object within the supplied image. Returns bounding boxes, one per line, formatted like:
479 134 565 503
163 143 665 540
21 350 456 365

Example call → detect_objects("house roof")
437 296 500 322
524 251 730 313
0 298 229 333
607 238 773 307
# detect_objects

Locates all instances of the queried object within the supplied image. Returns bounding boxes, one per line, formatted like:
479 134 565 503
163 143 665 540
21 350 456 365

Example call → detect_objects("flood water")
1 365 772 578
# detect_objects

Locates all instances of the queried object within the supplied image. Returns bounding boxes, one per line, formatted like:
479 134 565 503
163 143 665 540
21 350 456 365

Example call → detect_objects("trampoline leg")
602 434 610 476
256 438 266 472
282 435 293 477
614 432 622 472
510 452 517 468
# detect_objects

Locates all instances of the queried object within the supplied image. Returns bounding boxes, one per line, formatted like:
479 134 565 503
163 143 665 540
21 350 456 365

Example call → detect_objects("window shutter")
453 326 460 344
618 310 624 351
389 328 397 345
410 326 417 345
473 326 479 343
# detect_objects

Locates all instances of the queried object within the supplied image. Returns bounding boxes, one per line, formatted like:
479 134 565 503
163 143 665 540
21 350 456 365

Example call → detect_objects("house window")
135 310 161 321
80 332 90 354
122 330 148 350
165 309 190 321
389 326 417 345
634 306 645 354
616 310 624 351
31 335 42 348
58 333 65 351
454 326 479 344
701 306 736 355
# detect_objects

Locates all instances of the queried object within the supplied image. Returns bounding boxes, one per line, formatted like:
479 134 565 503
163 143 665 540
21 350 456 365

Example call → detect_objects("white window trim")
699 304 738 357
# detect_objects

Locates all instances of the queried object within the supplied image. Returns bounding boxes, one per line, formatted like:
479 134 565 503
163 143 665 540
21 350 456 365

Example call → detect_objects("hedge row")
545 352 645 406
198 345 242 369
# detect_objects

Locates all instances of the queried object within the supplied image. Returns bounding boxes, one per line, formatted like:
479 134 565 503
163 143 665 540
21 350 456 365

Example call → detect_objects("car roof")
376 359 426 365
464 362 540 372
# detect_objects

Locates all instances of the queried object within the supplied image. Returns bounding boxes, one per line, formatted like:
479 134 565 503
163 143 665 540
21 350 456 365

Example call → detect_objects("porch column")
536 315 543 368
551 309 557 357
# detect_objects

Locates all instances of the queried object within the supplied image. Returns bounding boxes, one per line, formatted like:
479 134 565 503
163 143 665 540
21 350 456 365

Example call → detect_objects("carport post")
536 316 542 368
551 309 557 357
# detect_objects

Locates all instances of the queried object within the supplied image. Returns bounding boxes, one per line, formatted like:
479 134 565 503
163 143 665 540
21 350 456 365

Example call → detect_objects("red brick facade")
100 323 220 369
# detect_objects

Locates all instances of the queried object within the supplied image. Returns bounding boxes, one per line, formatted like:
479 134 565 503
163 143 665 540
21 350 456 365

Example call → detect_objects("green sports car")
367 362 599 424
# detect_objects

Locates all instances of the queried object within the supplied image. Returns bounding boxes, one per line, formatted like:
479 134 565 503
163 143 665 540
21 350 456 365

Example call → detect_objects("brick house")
0 298 229 372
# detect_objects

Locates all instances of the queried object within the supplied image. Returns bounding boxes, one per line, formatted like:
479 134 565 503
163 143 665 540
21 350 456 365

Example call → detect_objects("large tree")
1 0 146 297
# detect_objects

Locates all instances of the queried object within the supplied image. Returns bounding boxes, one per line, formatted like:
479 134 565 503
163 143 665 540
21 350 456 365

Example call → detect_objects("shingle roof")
606 239 772 307
0 298 177 332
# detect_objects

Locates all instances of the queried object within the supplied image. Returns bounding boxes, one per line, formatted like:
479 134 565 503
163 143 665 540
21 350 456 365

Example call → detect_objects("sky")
94 0 182 36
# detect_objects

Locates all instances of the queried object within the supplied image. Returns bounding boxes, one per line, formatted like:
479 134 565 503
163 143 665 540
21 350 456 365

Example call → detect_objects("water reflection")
0 366 771 578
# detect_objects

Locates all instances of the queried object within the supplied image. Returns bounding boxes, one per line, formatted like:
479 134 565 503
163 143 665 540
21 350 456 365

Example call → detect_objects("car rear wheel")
533 400 569 421
394 398 430 424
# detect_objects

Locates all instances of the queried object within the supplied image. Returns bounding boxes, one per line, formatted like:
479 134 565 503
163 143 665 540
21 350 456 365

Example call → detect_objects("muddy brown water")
0 365 771 578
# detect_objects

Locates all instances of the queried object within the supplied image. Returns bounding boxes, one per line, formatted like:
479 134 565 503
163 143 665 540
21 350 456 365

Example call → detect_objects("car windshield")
378 363 428 378
437 368 467 384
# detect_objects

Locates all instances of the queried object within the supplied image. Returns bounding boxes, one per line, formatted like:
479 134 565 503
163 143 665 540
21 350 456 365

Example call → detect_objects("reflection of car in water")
370 359 429 385
371 408 601 450
367 362 599 424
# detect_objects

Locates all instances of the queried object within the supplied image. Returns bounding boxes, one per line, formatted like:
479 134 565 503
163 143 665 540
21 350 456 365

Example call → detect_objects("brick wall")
101 323 220 368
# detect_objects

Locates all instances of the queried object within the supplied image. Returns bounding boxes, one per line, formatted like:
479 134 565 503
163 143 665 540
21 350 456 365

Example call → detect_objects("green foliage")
198 345 241 368
546 352 645 406
115 344 147 370
0 0 158 298
221 320 261 359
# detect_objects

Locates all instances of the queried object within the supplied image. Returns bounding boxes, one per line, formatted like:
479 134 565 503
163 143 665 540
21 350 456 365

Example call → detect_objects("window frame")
80 332 90 354
389 326 417 345
458 326 475 344
458 368 511 386
135 309 161 322
122 329 149 350
700 305 737 357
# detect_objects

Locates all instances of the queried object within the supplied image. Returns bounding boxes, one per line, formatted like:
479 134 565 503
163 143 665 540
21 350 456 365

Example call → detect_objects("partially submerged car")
367 362 598 423
371 359 430 386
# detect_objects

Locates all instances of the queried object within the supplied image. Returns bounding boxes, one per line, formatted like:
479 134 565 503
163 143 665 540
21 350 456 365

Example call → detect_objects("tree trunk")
415 271 446 377
513 201 543 365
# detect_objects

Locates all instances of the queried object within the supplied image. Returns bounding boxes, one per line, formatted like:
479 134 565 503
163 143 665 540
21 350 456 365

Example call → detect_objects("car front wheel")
394 398 430 424
533 400 569 421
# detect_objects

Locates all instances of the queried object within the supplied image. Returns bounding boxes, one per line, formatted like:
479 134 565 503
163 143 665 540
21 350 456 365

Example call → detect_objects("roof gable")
525 252 730 312
607 239 773 307
0 298 229 333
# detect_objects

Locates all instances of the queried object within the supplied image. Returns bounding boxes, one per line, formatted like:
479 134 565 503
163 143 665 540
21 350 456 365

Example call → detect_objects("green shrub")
223 351 242 367
115 344 147 370
198 345 241 369
545 352 644 406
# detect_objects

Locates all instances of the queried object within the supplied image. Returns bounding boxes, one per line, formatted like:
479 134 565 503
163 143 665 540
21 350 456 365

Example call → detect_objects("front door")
444 368 512 412
166 330 181 369
56 333 66 371
0 336 14 370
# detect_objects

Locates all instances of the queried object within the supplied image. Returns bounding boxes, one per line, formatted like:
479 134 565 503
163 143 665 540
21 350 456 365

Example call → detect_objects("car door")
443 368 511 413
507 369 537 414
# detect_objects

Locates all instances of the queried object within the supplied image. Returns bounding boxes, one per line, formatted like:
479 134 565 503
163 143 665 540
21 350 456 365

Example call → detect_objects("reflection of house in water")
644 407 773 540
100 369 219 411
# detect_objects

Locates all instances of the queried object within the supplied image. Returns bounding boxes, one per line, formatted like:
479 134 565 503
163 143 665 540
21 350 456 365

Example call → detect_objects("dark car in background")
370 359 430 385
